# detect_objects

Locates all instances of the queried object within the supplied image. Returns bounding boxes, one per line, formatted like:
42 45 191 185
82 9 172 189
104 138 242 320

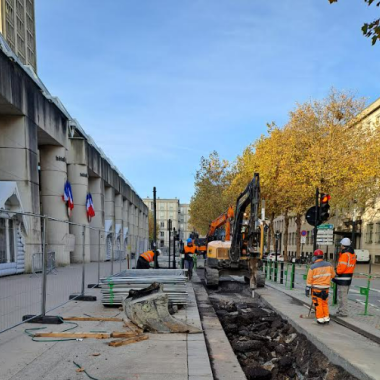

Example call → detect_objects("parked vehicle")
355 249 370 264
267 252 284 262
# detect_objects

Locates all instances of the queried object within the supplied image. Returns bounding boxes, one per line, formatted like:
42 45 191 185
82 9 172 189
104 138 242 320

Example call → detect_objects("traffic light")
319 193 331 223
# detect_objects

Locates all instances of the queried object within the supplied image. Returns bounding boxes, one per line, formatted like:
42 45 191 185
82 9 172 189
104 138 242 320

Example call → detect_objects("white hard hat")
340 238 351 246
156 249 162 255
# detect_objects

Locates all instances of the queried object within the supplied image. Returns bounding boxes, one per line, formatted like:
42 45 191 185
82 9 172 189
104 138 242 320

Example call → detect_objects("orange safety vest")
306 259 335 289
140 250 155 263
184 245 196 260
335 250 356 286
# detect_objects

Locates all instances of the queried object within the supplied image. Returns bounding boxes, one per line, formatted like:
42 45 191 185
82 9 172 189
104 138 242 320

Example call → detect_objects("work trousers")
312 289 330 323
136 256 150 269
337 285 350 316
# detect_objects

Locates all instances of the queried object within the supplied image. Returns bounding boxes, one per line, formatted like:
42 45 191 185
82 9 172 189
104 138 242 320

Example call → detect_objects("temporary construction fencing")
0 209 141 334
100 269 188 306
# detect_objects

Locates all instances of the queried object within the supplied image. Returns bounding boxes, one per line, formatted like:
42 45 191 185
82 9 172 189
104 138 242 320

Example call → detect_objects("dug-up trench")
209 284 358 380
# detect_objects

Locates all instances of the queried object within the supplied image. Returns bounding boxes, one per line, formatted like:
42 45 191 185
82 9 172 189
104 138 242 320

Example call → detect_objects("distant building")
0 0 37 71
143 198 193 248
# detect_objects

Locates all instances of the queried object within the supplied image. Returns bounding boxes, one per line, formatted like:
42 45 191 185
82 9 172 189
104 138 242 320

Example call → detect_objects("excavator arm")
230 173 261 263
206 205 234 242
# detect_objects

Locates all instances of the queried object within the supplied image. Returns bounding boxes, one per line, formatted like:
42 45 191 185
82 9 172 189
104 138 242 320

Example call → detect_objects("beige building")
0 34 148 276
0 0 37 72
143 198 193 248
272 97 380 264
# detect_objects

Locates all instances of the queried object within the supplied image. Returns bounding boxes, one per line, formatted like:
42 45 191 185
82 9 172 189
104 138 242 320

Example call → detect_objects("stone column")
89 177 105 261
39 146 70 265
104 186 115 260
0 116 40 272
123 199 130 255
67 139 90 263
115 194 123 257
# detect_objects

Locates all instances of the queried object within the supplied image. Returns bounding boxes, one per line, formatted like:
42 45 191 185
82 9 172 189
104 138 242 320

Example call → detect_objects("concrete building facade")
143 198 193 248
0 35 148 276
0 0 37 72
271 97 380 264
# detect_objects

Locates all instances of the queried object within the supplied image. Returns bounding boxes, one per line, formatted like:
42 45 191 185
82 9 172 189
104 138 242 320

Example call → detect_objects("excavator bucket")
123 283 202 334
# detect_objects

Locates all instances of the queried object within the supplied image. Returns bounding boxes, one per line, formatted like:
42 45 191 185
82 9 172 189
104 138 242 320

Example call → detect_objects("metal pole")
173 229 176 269
153 187 158 269
313 187 319 251
168 219 171 269
280 262 284 284
97 230 101 284
351 220 356 250
40 216 47 316
81 225 86 296
291 263 295 289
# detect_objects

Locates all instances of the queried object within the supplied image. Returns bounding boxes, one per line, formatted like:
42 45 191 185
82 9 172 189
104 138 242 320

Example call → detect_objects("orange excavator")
206 205 234 242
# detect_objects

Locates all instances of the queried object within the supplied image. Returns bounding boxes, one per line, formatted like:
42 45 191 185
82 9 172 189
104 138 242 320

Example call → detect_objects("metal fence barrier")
0 209 147 334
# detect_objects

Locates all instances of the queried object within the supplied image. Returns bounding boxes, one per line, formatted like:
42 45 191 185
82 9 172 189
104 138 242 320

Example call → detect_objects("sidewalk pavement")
258 283 380 380
265 279 380 340
0 278 213 380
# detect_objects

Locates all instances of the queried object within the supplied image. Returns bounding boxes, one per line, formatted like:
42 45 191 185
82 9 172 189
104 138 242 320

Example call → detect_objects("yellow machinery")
204 173 265 288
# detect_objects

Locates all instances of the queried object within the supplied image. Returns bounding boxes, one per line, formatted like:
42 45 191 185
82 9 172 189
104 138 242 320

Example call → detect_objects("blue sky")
35 1 380 202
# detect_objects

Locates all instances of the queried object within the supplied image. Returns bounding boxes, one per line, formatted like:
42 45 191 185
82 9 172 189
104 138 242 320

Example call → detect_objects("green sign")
317 224 334 230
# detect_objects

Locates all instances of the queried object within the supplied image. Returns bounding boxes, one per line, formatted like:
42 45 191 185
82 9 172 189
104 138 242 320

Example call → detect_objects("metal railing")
262 259 380 316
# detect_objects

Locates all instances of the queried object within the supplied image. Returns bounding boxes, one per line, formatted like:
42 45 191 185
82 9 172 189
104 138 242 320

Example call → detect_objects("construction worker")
305 249 336 324
183 238 197 280
333 238 357 317
136 249 161 269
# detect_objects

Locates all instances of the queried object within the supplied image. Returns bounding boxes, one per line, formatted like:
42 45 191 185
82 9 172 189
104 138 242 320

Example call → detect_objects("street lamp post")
153 187 158 269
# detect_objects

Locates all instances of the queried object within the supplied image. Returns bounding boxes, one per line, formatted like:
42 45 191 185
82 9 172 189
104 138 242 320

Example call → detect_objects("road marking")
370 288 380 294
349 289 360 294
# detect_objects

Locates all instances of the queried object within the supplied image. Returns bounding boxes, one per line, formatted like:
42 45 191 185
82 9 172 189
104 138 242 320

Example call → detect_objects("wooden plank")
111 331 139 338
34 332 111 339
123 319 143 333
108 335 149 347
63 317 123 322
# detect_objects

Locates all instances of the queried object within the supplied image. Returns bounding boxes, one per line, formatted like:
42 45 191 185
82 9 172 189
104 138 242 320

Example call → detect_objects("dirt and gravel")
207 282 358 380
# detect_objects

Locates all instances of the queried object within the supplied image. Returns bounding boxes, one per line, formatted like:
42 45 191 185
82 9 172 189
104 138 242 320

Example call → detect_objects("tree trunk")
295 213 302 259
283 210 289 261
267 212 275 253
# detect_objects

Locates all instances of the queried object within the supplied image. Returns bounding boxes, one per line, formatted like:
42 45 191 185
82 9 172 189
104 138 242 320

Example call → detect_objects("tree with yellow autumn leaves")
190 89 380 258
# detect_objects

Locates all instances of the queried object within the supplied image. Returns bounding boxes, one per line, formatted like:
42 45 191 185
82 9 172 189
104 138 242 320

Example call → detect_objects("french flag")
62 180 74 216
86 193 95 222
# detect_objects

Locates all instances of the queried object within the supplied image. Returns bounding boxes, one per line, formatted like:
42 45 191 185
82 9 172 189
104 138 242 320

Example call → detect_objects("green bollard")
285 263 289 288
193 254 197 270
290 263 295 290
332 282 337 305
360 275 372 316
269 261 273 281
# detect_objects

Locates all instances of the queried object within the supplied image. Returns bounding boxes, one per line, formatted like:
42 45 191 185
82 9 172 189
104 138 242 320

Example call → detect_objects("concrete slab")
257 286 380 380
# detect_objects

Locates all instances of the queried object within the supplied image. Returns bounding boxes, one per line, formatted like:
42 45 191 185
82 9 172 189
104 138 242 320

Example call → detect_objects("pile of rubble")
213 299 357 380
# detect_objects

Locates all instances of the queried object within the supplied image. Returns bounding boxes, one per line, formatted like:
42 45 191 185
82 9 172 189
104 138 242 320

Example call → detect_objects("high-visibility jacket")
335 248 356 286
184 245 196 260
140 250 155 263
306 259 335 289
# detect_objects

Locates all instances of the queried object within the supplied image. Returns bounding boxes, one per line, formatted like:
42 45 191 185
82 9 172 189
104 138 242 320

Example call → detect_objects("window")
375 222 380 244
169 213 174 219
160 205 164 210
0 219 15 264
365 224 374 244
160 222 165 228
150 202 153 210
160 231 164 237
160 240 164 247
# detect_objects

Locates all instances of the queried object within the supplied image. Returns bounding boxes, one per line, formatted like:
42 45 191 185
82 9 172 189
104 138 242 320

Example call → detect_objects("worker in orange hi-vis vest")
136 249 161 269
306 249 336 324
333 238 357 317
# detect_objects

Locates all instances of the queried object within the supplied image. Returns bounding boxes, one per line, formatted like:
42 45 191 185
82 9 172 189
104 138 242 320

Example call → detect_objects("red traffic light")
320 194 331 203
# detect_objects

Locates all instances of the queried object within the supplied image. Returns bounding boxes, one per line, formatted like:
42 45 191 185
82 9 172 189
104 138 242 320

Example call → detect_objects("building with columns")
0 34 148 276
